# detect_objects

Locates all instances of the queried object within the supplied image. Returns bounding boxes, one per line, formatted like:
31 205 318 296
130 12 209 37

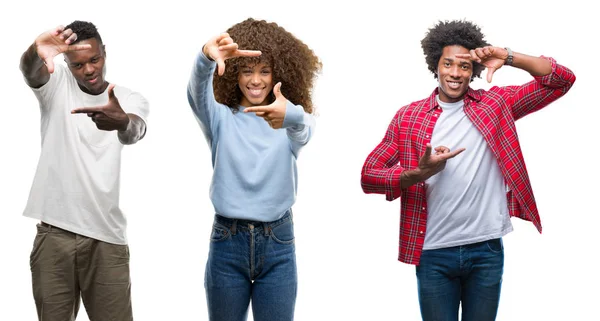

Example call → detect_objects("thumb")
486 67 496 83
44 58 55 74
423 143 432 158
107 83 116 100
216 58 225 76
273 82 283 100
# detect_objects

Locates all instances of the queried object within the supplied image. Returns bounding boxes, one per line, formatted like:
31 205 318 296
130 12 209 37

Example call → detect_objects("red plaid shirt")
361 57 576 265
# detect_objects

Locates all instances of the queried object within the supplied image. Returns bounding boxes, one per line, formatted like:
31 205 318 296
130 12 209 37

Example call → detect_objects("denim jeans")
416 238 504 321
205 210 297 321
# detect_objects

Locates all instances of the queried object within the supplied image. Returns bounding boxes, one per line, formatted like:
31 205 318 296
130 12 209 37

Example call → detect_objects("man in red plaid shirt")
360 20 575 321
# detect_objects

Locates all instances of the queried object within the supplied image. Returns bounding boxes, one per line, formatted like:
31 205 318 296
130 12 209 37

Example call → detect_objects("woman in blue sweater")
187 18 321 321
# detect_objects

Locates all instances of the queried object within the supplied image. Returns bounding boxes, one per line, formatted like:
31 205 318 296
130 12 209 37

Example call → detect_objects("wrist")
401 168 424 188
503 47 513 66
202 45 213 61
118 115 131 132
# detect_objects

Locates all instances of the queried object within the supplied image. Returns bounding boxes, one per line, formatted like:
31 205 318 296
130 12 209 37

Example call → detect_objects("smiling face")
436 45 473 103
238 62 274 107
64 38 107 95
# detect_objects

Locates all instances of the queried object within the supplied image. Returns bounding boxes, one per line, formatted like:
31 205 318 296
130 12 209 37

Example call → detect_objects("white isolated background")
0 0 597 320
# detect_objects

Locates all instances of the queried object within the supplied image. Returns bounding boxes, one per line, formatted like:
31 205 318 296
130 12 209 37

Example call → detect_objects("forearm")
400 168 430 189
20 43 48 88
510 51 552 76
118 114 146 145
187 51 220 134
285 103 315 146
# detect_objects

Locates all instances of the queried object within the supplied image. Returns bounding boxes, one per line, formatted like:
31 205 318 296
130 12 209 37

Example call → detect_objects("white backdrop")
1 0 597 320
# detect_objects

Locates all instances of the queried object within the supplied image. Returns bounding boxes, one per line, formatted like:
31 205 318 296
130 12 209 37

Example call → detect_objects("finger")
474 47 487 59
87 112 95 117
272 82 283 100
441 148 466 160
434 146 450 153
60 28 73 41
243 106 272 113
423 143 432 158
470 49 481 63
216 58 225 76
487 67 495 83
52 25 65 36
71 107 102 114
107 83 116 101
44 58 55 74
454 53 473 60
234 50 262 58
65 32 78 44
66 43 92 52
218 36 233 46
218 43 238 51
254 111 266 117
482 46 492 57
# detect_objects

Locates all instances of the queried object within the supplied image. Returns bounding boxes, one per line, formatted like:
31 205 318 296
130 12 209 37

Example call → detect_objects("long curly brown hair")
213 18 322 114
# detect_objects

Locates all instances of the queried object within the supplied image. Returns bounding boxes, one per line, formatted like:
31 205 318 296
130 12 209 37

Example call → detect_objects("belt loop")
263 222 269 236
231 219 238 235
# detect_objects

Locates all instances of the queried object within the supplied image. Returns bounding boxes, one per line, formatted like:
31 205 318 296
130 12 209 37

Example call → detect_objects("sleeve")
360 110 406 201
282 101 316 157
186 51 227 147
505 57 576 121
30 64 66 111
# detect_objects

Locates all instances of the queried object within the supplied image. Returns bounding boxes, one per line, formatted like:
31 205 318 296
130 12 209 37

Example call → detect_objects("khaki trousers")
30 223 133 321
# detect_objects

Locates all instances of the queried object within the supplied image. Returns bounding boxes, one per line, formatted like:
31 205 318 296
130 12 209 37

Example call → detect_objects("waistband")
214 209 292 235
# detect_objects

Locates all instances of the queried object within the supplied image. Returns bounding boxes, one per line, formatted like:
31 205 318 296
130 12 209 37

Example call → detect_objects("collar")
424 87 482 112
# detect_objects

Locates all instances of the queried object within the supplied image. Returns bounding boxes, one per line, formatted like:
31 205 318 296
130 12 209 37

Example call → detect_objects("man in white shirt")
20 20 149 321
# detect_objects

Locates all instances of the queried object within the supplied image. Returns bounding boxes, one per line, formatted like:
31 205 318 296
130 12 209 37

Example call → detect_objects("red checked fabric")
361 57 576 265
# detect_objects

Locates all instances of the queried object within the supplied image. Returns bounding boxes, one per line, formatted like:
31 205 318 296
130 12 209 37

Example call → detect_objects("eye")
461 65 470 70
91 58 99 63
444 62 451 67
72 64 82 69
261 69 271 75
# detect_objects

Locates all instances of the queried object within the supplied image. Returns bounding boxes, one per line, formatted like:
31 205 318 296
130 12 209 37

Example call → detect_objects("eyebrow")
443 57 472 65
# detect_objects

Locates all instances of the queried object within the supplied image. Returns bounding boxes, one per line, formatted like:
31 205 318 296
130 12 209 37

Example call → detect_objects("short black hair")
421 20 490 81
65 20 103 45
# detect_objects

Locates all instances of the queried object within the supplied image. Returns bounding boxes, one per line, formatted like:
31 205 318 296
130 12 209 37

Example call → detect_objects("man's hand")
455 46 509 83
71 84 130 131
243 82 287 129
203 33 262 76
416 144 466 180
35 25 92 73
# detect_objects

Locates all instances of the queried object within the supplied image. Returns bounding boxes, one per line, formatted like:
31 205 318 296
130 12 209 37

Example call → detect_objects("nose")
449 65 460 78
250 71 261 85
83 63 95 76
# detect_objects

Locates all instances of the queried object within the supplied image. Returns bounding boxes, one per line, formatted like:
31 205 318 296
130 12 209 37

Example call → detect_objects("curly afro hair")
65 20 103 45
421 20 489 82
213 18 322 113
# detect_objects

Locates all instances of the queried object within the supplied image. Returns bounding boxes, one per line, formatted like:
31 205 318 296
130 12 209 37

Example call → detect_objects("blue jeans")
416 238 504 321
205 210 297 321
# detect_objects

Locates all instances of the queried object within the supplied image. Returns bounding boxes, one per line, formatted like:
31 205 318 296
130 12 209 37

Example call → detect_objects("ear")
102 44 107 57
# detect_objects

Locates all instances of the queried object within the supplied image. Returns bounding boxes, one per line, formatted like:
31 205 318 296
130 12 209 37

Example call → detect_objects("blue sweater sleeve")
187 51 225 147
282 102 316 157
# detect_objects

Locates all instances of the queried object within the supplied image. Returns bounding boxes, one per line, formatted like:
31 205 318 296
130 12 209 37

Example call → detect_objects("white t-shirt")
23 65 149 245
423 96 512 250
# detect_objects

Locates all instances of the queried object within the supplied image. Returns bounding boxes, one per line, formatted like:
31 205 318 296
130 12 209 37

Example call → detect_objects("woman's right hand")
203 33 262 76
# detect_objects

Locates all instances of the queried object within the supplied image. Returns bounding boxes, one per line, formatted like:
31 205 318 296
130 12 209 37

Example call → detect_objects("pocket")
270 219 295 245
486 238 503 254
209 223 231 243
30 226 48 268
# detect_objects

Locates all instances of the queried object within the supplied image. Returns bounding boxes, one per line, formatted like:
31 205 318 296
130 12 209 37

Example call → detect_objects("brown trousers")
30 223 133 321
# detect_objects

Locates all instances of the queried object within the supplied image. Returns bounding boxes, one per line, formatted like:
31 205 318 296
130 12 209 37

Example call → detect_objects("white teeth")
249 89 262 96
448 81 460 89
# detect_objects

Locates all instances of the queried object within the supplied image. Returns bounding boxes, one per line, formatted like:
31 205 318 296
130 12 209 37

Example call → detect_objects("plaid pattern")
361 57 575 265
